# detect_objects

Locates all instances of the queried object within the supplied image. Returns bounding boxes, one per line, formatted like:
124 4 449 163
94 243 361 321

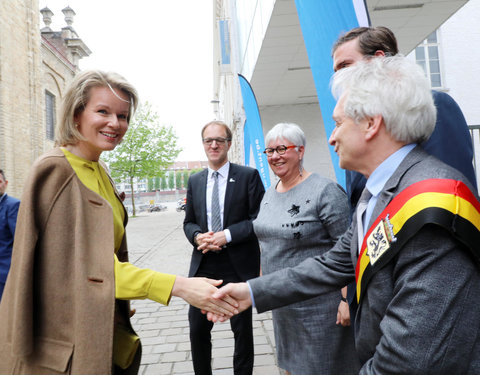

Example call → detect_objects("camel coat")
0 148 140 374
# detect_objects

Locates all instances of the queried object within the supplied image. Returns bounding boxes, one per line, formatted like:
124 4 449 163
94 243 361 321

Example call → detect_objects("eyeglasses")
263 145 297 157
202 137 231 146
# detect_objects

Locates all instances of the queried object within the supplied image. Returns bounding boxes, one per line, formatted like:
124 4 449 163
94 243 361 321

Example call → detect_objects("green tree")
103 103 181 216
161 176 167 190
147 178 154 191
176 171 182 190
182 171 189 189
168 173 174 190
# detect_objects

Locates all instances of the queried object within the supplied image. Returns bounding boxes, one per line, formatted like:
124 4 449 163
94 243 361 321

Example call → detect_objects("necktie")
356 188 372 253
211 171 222 232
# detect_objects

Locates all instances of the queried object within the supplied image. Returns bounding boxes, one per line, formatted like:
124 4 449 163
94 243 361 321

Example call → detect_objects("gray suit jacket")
250 146 480 374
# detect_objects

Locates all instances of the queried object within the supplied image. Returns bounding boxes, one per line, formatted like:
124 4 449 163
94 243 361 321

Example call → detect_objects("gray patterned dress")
253 173 360 375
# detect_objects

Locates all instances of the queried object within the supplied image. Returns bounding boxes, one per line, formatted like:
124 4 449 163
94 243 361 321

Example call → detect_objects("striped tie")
356 188 372 253
211 171 222 232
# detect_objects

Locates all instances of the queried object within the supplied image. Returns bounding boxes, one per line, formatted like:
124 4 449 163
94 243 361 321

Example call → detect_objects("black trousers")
189 252 254 375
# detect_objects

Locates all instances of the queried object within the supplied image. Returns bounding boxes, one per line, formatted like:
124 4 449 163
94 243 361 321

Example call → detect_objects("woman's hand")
171 276 238 317
203 282 252 323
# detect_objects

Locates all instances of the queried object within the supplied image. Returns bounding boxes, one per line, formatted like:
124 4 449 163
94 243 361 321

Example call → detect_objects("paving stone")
143 362 173 375
151 343 177 354
172 361 194 374
165 334 190 343
162 351 188 362
141 353 162 365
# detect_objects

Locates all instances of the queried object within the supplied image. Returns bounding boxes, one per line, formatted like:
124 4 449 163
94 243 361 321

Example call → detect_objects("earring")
299 163 303 177
75 123 79 128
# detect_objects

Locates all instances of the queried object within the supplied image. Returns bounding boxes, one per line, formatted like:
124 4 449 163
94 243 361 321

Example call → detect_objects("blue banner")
294 0 369 187
238 74 271 189
218 20 231 73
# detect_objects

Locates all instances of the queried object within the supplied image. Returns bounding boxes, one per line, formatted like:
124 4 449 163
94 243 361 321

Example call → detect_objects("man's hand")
205 282 252 322
196 231 226 254
172 276 238 317
195 232 222 253
195 232 214 247
210 231 227 247
336 299 351 326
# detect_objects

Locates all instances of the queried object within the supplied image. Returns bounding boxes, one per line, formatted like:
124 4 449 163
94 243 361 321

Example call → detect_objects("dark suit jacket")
250 147 480 374
0 193 20 286
183 163 265 280
346 90 477 214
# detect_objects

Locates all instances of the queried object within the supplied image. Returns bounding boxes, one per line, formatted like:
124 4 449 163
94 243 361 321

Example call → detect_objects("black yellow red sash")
355 178 480 304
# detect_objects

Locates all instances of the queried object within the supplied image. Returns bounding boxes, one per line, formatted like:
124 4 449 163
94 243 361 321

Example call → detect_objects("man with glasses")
183 121 265 374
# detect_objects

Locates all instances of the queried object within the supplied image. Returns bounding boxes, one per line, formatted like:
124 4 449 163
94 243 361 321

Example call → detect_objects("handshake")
172 276 252 322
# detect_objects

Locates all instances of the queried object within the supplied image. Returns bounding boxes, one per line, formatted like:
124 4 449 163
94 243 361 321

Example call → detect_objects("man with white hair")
210 56 480 374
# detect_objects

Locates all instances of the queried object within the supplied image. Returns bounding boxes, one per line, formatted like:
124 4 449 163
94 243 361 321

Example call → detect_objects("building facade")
0 0 89 197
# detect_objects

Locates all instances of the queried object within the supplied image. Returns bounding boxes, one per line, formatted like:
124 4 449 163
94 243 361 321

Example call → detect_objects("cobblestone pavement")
126 205 283 375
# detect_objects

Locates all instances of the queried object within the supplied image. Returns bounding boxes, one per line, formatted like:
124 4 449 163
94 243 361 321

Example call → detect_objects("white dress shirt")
206 162 232 243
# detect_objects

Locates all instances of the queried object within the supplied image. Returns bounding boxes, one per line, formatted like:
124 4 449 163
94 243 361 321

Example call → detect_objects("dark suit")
249 147 480 374
0 193 20 300
184 163 264 375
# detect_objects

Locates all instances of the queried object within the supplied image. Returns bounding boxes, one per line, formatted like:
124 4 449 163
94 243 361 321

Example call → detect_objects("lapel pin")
229 178 235 182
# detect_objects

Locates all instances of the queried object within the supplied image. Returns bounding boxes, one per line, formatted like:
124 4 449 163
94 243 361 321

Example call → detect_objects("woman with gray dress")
254 123 360 375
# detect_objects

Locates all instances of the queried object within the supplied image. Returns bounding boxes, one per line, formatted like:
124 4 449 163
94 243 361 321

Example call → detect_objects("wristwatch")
193 232 200 246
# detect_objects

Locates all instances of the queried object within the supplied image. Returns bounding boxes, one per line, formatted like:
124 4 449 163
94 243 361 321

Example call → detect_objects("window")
415 31 442 88
45 91 56 140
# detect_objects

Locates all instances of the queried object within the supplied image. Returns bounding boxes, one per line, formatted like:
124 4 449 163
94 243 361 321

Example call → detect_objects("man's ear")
365 114 383 141
374 50 386 57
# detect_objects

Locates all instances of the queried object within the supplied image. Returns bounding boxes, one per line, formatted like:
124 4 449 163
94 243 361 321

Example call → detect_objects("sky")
39 0 213 161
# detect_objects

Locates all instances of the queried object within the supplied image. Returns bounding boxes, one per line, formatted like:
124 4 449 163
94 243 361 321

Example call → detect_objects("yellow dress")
62 148 175 305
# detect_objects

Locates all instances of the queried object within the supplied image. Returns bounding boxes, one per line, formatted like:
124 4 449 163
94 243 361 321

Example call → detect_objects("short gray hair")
331 55 436 144
265 123 306 148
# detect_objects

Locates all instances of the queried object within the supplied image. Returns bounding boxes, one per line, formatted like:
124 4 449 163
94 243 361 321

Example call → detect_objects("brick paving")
126 205 283 375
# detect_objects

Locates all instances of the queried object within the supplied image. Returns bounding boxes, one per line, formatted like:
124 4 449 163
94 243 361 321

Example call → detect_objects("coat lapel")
352 146 427 263
199 169 208 230
367 145 426 230
223 163 237 227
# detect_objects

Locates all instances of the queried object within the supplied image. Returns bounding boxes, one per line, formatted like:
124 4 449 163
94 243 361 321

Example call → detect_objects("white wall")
259 102 337 184
440 0 480 126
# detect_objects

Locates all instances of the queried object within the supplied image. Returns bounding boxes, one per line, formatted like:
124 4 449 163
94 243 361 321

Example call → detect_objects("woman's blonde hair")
56 70 139 146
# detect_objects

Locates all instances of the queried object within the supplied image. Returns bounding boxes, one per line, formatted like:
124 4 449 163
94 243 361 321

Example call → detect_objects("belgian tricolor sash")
355 179 480 304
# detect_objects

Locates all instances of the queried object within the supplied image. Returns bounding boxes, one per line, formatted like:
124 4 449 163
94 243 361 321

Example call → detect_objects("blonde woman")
0 70 235 374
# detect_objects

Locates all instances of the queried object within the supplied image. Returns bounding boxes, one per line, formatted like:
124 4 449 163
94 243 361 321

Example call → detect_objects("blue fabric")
238 74 271 189
346 90 477 211
0 194 20 299
364 144 415 229
294 0 368 187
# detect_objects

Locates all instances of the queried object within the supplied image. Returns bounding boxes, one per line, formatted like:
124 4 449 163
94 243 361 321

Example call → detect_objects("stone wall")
0 0 43 198
0 1 87 198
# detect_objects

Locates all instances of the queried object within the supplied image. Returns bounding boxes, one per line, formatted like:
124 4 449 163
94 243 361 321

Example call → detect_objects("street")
126 204 282 375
